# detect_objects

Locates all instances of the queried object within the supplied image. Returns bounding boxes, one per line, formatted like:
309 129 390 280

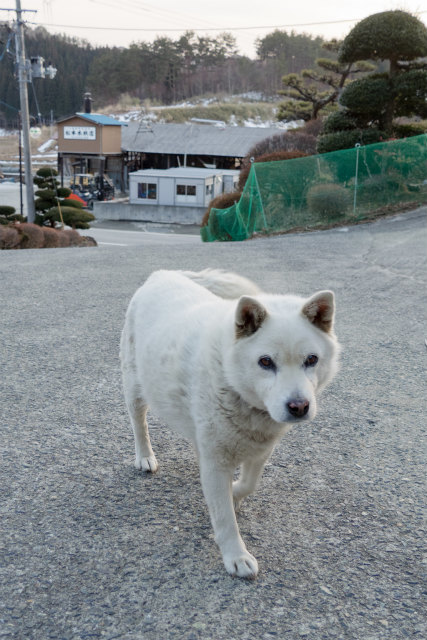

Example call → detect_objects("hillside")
0 25 329 128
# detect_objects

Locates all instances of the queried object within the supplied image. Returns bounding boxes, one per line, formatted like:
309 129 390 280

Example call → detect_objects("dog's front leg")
199 455 258 579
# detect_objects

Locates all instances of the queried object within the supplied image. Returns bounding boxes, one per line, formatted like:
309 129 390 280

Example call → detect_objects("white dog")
121 269 340 579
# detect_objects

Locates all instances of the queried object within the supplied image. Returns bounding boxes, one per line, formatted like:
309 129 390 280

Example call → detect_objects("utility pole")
14 0 35 222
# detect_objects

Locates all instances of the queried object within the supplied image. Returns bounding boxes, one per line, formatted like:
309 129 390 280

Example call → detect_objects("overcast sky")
2 0 427 57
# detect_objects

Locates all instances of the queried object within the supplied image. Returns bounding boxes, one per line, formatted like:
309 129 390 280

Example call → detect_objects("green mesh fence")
201 134 427 242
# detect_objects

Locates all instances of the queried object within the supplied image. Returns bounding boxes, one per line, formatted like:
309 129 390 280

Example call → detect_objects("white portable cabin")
129 167 239 208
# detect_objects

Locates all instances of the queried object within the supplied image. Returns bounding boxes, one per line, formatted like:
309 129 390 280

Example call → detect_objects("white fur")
120 269 340 579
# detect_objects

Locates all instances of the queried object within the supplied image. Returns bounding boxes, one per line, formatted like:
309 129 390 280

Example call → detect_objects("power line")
29 13 427 33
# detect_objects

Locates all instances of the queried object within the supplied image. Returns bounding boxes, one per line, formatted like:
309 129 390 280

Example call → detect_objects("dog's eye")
304 354 318 368
258 356 276 371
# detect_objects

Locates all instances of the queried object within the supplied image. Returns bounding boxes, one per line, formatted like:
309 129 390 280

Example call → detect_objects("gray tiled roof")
121 122 282 157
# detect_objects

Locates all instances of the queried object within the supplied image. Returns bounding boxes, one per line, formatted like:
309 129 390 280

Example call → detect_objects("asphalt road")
82 226 201 247
1 209 426 640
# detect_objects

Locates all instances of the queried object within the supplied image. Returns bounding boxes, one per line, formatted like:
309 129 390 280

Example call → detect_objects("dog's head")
225 291 340 424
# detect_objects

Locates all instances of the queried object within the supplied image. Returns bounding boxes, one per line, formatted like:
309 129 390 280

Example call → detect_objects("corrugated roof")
75 113 123 126
122 122 283 157
130 167 239 179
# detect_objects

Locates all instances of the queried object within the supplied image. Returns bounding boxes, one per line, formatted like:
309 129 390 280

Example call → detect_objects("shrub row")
0 223 97 250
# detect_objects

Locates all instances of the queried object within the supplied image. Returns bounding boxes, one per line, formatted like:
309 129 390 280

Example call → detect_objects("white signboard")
64 126 96 141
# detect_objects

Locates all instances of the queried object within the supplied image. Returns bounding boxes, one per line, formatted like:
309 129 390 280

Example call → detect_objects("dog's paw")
223 551 259 579
135 455 158 473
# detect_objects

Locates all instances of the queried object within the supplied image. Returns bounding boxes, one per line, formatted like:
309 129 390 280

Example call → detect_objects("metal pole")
353 143 361 215
18 112 23 216
14 0 36 223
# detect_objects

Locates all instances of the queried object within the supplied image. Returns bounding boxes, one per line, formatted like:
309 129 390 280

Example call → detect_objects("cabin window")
176 184 196 197
138 182 157 199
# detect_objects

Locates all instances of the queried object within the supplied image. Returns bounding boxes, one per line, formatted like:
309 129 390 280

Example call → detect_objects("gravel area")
1 208 426 640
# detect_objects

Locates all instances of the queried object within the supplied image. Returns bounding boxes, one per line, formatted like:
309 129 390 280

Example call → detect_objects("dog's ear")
235 296 267 338
302 291 335 333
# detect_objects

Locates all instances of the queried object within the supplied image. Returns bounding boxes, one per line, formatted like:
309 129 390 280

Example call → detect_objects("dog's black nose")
287 399 309 418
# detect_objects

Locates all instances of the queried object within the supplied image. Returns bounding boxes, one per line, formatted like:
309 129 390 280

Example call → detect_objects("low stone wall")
93 200 205 225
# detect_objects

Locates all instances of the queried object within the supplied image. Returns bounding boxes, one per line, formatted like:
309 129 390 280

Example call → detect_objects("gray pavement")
1 209 426 640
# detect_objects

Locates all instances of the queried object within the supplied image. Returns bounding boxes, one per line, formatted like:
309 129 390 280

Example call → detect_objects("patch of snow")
37 138 55 153
0 129 18 137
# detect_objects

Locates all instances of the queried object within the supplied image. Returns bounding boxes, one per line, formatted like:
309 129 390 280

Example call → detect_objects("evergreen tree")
277 40 373 122
34 167 94 229
318 11 427 152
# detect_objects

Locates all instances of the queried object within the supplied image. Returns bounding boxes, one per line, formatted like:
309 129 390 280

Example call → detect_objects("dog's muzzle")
287 399 309 418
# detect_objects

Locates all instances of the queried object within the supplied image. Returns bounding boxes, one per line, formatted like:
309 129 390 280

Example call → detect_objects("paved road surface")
1 209 426 640
82 226 201 247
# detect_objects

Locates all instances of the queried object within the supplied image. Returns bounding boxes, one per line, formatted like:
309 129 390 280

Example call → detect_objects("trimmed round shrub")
338 10 427 64
306 183 351 220
42 227 61 248
50 207 95 229
35 198 56 213
62 229 84 246
0 226 21 249
321 111 358 134
57 187 72 198
202 191 241 227
59 199 84 209
36 167 58 178
339 75 391 118
358 174 403 206
0 205 24 226
17 223 45 249
0 205 16 217
317 128 386 153
393 122 427 138
35 189 55 199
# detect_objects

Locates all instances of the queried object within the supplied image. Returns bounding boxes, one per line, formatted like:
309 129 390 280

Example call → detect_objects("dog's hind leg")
122 366 158 472
127 393 158 473
121 314 158 473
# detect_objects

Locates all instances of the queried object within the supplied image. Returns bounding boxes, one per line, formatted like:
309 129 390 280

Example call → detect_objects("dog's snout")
287 399 309 418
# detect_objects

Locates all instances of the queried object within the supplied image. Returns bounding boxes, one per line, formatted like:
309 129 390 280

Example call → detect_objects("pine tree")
34 166 94 229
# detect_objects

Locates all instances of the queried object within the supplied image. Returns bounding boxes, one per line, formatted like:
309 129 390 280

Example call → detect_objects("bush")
238 150 308 191
298 118 325 138
246 131 317 161
202 191 241 227
50 206 95 229
42 227 61 248
339 75 391 118
393 121 427 138
0 205 16 217
62 229 83 246
321 111 358 134
17 223 45 249
306 183 351 219
57 187 72 198
36 166 59 179
357 174 404 206
0 223 97 250
0 226 21 249
317 128 386 153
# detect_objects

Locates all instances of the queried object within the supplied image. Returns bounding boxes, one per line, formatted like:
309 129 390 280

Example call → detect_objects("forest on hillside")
0 25 332 127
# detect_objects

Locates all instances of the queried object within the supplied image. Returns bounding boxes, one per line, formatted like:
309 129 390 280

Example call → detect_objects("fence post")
353 143 361 214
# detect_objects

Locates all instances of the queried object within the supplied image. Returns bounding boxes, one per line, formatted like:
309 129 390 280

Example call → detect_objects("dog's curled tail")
181 268 261 299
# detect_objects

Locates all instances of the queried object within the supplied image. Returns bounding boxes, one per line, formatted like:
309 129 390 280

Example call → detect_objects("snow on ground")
37 138 56 153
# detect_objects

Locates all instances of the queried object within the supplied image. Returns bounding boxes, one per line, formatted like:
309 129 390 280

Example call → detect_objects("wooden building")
57 112 124 189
